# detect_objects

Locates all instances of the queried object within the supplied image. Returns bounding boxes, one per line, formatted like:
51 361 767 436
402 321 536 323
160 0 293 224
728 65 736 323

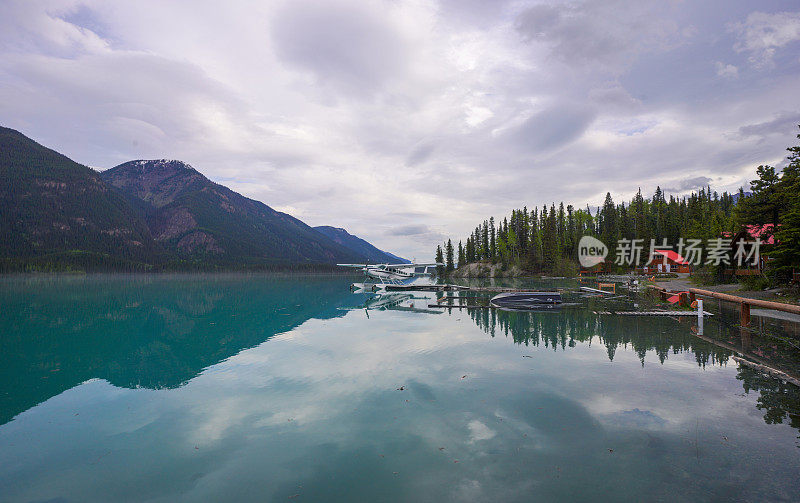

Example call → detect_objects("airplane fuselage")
338 262 441 286
364 267 413 282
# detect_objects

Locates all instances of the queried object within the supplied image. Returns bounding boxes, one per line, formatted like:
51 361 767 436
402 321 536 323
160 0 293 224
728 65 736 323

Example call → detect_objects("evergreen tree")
557 202 566 258
600 192 619 263
435 245 444 277
497 234 509 268
482 221 489 260
526 207 542 270
507 227 519 261
542 205 558 270
520 206 529 254
618 202 631 240
632 188 649 254
446 239 454 273
653 186 666 239
736 165 781 230
566 204 576 258
489 217 496 262
772 127 800 275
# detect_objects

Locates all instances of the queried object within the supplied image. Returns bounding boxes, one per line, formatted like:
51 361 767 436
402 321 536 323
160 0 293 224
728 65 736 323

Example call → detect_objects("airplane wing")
338 262 444 268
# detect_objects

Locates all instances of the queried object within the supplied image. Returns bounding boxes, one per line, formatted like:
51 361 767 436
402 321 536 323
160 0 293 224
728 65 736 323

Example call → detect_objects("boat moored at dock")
490 291 562 309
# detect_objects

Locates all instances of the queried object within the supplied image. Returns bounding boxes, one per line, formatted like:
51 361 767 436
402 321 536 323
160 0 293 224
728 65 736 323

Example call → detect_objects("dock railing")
686 288 800 326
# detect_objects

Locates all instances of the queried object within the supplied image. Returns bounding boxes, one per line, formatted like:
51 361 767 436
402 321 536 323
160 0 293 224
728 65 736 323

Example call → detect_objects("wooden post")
697 299 704 335
740 326 751 352
688 287 800 315
740 303 750 326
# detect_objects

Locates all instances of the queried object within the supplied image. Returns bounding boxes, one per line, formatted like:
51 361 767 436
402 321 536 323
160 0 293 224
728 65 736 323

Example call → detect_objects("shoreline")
0 270 363 279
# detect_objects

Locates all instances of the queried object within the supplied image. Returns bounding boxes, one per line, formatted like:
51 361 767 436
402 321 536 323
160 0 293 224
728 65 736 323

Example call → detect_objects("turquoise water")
1 275 799 502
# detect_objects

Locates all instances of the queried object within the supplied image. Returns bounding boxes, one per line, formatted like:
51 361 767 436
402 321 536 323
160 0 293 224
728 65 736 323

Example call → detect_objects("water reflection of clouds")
609 408 666 429
2 295 800 502
559 350 759 430
182 307 792 464
467 420 496 443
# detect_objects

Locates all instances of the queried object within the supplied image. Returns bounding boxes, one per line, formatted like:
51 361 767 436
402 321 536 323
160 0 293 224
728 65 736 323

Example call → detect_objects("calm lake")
1 275 799 502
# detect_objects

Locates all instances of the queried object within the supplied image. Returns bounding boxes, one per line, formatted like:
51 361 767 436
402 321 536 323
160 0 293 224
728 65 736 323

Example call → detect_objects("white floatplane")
337 262 443 289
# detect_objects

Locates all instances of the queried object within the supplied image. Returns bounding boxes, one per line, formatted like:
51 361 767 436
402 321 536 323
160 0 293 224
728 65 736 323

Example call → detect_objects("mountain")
0 127 159 270
314 226 408 263
100 160 364 265
0 126 393 272
731 191 752 204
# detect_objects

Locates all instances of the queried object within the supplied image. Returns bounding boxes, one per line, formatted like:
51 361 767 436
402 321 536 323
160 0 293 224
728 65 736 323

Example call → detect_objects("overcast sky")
2 0 800 259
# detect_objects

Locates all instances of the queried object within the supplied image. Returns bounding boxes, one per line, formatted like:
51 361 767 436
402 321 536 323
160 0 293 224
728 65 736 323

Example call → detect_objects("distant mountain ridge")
314 226 408 263
0 127 405 272
101 159 365 265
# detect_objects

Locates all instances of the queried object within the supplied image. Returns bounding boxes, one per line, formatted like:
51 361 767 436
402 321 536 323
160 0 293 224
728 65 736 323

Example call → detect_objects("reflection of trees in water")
466 308 732 367
737 367 800 443
466 307 800 440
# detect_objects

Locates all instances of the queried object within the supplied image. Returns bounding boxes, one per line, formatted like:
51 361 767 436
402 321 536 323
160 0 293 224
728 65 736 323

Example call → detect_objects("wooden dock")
428 304 497 310
384 284 564 293
385 284 468 292
650 286 800 326
580 286 615 295
594 310 713 317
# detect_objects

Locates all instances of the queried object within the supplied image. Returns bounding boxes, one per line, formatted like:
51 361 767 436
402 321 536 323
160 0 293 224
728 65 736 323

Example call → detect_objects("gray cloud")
664 176 714 194
1 0 799 260
270 0 406 97
0 50 253 167
386 224 432 236
405 142 437 167
503 103 597 153
588 85 642 111
384 224 447 250
738 112 800 138
515 0 683 68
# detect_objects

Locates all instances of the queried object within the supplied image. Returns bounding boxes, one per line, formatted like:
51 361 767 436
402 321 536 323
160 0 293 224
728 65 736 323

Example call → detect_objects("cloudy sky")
2 0 800 259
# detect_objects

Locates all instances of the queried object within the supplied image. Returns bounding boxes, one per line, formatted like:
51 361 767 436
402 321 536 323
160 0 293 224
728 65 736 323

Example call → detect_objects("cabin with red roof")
644 249 692 273
730 224 776 246
725 224 776 275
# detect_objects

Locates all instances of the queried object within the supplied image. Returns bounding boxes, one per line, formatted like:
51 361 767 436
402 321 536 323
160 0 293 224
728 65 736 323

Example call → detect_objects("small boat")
579 286 614 295
490 291 562 309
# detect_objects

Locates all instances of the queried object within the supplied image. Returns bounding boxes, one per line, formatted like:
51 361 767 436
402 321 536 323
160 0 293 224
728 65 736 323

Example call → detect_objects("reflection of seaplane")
341 292 442 315
338 262 443 289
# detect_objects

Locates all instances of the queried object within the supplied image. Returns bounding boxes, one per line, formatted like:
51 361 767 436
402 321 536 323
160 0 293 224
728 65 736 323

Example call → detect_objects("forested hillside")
441 126 800 281
0 127 160 271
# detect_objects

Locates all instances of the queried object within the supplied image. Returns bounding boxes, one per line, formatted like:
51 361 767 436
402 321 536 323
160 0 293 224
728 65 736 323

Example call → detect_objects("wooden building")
726 224 775 275
644 249 691 273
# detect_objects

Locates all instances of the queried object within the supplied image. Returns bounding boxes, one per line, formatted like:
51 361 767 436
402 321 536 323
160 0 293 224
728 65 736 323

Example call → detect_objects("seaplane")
337 262 443 290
